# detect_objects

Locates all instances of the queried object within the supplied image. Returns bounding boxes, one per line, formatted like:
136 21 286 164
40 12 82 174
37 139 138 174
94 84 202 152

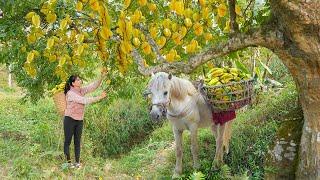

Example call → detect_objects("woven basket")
200 79 254 112
52 92 66 116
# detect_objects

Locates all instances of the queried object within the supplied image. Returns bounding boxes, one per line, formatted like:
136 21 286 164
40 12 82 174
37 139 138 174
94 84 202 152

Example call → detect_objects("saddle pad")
212 110 236 125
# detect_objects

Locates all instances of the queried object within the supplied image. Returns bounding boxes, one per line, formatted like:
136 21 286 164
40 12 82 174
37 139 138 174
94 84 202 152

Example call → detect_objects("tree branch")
132 27 284 76
228 0 239 35
135 24 166 63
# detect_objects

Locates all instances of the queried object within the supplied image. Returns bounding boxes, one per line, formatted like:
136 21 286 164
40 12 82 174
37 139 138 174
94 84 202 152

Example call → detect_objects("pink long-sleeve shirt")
64 79 102 120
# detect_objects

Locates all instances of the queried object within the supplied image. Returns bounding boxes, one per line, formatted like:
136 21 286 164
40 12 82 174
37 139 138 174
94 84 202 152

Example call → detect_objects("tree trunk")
8 64 12 88
269 1 320 178
298 82 320 179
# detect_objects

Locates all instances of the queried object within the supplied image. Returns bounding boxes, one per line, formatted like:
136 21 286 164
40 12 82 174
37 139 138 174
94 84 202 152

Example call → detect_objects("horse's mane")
170 76 198 100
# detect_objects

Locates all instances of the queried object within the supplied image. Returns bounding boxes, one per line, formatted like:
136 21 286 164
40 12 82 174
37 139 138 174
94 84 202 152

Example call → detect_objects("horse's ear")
168 73 172 80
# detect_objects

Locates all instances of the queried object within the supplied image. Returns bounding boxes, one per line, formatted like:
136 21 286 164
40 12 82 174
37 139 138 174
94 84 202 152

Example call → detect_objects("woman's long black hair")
64 75 79 94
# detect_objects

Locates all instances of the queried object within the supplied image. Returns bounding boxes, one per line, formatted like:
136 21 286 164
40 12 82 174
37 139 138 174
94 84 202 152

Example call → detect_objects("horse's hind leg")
190 125 200 170
173 128 183 178
223 121 232 154
212 123 226 170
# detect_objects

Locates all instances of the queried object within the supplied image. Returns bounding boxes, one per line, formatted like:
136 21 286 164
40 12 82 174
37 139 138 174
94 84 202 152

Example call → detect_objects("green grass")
0 81 301 179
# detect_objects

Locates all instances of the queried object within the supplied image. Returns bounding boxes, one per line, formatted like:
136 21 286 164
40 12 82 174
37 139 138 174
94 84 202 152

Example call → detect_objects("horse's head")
146 72 173 122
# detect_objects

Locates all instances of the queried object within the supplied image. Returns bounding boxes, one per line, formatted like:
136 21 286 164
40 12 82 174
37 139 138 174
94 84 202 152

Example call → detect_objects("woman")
63 71 107 168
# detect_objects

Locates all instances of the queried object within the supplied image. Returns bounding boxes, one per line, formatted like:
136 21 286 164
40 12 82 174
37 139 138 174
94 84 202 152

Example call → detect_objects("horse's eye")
164 91 168 96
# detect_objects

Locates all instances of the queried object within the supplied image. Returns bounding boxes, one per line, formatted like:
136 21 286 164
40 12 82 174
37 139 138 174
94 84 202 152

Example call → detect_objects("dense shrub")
85 97 159 157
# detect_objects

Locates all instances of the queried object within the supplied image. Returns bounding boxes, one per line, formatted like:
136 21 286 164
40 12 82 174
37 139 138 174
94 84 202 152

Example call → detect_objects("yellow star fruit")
192 12 200 22
76 2 83 11
156 36 166 48
133 28 140 37
76 34 85 43
184 8 193 18
124 0 131 9
163 28 171 37
202 7 210 19
47 38 55 49
179 26 187 37
204 33 213 41
141 42 151 54
235 5 241 15
193 22 203 36
172 32 182 45
46 13 57 23
32 15 41 27
27 34 37 44
89 0 100 11
60 19 68 30
184 18 193 28
218 3 227 17
199 0 206 7
27 52 35 63
148 3 157 12
150 27 158 39
138 0 147 6
25 12 36 21
131 10 142 24
132 37 141 47
162 19 171 29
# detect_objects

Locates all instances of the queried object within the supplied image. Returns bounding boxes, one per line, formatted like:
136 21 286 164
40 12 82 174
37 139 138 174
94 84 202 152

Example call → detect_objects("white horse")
146 72 232 178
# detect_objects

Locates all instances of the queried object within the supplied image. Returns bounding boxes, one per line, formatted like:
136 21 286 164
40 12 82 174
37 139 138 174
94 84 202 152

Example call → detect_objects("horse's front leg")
190 125 200 170
173 128 183 178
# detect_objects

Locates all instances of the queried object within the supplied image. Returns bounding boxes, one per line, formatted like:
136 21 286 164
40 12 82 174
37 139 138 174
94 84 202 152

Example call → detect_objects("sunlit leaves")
22 0 248 78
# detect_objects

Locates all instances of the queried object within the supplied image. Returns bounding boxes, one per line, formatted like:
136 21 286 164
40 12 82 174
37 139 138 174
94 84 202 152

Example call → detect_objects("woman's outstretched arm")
67 91 105 104
81 69 107 94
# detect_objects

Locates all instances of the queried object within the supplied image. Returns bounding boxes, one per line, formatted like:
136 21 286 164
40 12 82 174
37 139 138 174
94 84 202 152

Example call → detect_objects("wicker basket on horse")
199 78 254 112
52 92 66 116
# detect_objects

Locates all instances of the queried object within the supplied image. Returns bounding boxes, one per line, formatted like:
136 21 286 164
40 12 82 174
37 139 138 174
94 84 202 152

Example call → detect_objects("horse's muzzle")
149 104 167 122
150 111 161 121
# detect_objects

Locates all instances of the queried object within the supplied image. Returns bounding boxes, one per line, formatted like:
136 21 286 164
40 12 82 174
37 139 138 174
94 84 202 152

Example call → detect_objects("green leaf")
228 51 238 60
259 59 272 75
235 60 250 74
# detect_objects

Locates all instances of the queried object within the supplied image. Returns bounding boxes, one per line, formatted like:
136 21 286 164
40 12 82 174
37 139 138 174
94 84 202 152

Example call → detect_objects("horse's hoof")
223 146 230 154
193 163 200 170
224 148 229 154
172 168 182 179
211 160 222 171
172 172 182 179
